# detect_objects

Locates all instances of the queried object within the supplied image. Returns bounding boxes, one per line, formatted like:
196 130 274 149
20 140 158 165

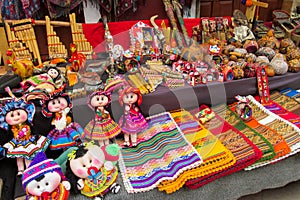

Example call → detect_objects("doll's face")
5 109 28 126
47 97 68 113
26 172 61 196
90 94 109 108
122 92 138 105
70 147 105 179
47 68 59 79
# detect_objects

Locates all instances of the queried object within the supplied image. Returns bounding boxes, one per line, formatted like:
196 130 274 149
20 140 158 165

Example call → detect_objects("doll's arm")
77 179 84 190
104 161 115 171
62 180 71 191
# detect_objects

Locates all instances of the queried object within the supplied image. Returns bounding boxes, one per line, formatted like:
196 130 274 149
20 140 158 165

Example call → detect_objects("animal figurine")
6 48 34 80
66 43 86 86
118 86 148 147
66 143 121 199
42 85 84 152
0 92 49 175
84 90 121 147
22 152 70 200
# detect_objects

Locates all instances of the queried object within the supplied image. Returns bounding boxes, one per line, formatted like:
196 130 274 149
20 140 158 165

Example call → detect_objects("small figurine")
0 94 49 175
22 152 70 200
20 66 65 93
66 43 87 86
42 85 84 151
235 95 252 121
66 143 121 199
84 90 121 146
118 86 148 147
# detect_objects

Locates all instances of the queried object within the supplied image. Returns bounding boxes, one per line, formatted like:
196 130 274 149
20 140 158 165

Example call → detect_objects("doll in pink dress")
0 98 49 175
84 90 121 146
118 86 148 147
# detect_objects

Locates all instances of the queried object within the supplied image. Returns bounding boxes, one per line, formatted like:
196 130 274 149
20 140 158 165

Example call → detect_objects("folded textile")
271 91 300 113
214 104 276 163
185 107 262 189
228 102 290 170
247 95 300 161
118 112 203 193
157 109 235 194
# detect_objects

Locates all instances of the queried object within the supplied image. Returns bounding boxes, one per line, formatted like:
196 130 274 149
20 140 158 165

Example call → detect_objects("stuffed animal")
84 90 121 146
22 152 70 200
118 86 149 147
42 85 84 151
66 143 121 199
0 95 49 175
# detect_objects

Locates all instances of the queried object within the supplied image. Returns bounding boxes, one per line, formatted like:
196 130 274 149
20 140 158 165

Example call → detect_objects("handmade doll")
42 86 84 150
22 152 70 200
66 143 121 199
118 86 148 147
84 90 121 146
235 95 252 121
20 66 65 93
0 97 49 175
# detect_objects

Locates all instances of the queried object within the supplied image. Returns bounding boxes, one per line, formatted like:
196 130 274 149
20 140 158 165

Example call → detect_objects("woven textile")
118 112 203 193
157 109 235 194
247 95 300 159
185 107 261 189
263 99 300 128
228 102 290 159
214 104 276 163
271 91 300 113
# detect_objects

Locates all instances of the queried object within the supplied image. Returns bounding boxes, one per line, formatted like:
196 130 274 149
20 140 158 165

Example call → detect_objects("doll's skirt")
47 122 84 150
84 118 121 140
118 113 149 134
4 135 50 160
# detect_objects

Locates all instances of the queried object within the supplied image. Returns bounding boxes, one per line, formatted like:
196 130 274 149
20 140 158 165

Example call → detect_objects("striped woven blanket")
245 95 300 166
185 107 261 189
271 91 300 113
118 112 203 193
213 104 276 164
228 102 291 168
157 109 235 194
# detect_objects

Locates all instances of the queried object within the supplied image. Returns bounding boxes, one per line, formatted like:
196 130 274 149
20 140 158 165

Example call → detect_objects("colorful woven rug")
247 95 300 157
185 107 262 189
118 112 203 193
213 104 276 163
228 103 291 162
157 109 236 193
271 91 300 113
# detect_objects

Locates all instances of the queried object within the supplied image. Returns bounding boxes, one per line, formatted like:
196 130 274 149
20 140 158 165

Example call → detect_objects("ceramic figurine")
42 85 84 151
0 95 49 176
66 143 121 199
84 90 121 146
118 86 149 147
22 152 70 200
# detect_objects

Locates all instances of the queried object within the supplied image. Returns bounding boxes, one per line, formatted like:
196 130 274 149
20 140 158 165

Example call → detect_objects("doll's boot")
110 183 121 194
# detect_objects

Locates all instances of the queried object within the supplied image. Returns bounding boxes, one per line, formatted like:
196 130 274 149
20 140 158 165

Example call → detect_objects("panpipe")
45 16 68 59
5 19 41 64
69 13 93 59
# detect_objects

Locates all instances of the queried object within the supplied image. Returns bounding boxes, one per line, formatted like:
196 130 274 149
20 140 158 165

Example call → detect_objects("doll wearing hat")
0 98 50 175
84 90 121 147
66 143 121 199
42 86 84 151
22 152 70 200
118 86 148 147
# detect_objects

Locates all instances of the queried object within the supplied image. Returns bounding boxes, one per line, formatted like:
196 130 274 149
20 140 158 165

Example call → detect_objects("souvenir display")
0 92 49 175
84 90 121 146
118 86 148 147
22 152 70 200
66 143 121 199
42 86 84 150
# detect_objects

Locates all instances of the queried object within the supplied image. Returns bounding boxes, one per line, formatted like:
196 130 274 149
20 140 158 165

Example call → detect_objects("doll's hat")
22 152 64 190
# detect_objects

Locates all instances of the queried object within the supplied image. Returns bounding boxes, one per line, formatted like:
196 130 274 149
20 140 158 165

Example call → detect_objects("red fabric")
82 18 201 53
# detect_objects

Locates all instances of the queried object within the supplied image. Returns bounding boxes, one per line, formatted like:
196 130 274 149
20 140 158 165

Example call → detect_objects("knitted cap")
22 152 64 190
